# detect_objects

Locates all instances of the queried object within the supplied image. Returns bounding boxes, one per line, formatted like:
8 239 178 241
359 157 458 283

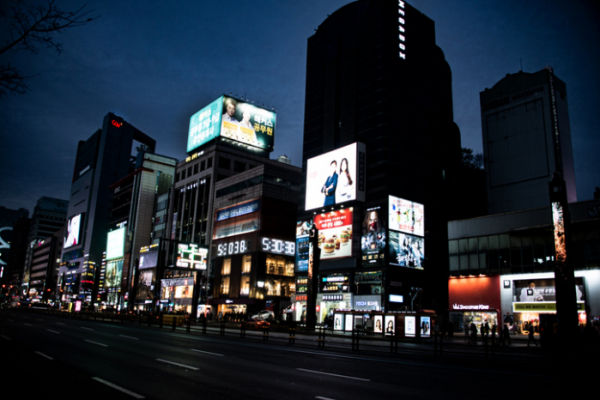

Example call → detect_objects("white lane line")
81 327 94 331
297 368 370 382
190 349 224 357
8 319 14 322
47 329 61 334
56 322 64 325
316 397 337 400
35 351 54 360
92 377 145 399
23 323 32 326
119 335 139 340
1 335 11 340
85 340 108 347
37 318 44 321
156 359 199 370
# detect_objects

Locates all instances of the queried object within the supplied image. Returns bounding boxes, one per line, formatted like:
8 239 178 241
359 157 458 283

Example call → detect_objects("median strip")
156 359 199 370
92 377 145 399
297 368 370 382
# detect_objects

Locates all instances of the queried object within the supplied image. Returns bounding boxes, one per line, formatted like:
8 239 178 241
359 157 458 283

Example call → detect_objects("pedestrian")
491 323 497 346
469 322 477 345
448 321 454 340
527 323 538 347
502 324 511 345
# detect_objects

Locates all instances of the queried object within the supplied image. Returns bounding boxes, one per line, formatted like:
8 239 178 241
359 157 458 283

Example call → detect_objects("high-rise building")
480 67 577 214
298 0 462 316
58 112 156 306
0 206 29 290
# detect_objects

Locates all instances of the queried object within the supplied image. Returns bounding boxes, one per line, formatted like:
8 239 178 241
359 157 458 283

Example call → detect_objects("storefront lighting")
257 281 264 288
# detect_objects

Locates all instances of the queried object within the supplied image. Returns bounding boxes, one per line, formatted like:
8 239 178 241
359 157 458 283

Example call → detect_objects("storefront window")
265 278 292 297
266 255 294 276
242 255 251 274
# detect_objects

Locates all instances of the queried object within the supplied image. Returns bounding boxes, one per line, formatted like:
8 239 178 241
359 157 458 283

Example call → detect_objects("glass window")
194 164 199 174
234 161 245 172
449 256 459 271
240 276 250 296
448 240 458 255
181 169 186 180
499 234 510 250
468 238 478 254
478 236 488 252
187 166 192 177
510 235 521 249
201 160 206 171
488 235 499 250
207 157 213 168
469 254 479 269
221 258 231 275
242 255 251 274
460 255 469 270
459 239 468 254
218 157 230 170
220 276 230 295
479 253 487 269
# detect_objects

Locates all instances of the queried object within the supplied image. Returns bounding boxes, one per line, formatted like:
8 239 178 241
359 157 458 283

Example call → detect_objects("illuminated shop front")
160 276 195 314
317 293 353 324
448 275 500 333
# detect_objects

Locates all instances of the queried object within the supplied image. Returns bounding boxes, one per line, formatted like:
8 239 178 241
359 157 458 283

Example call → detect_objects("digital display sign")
405 316 416 337
64 214 83 249
215 199 261 222
295 220 312 273
389 231 424 269
261 237 295 256
388 196 424 237
552 202 566 263
187 95 276 153
105 259 123 288
313 209 353 260
106 227 125 260
176 244 208 269
361 207 386 266
385 315 395 336
139 250 158 270
305 142 366 211
420 316 431 338
374 315 383 333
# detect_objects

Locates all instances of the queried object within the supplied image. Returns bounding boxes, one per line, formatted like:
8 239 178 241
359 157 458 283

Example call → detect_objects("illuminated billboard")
305 142 366 211
313 209 353 260
295 220 312 273
106 227 125 260
552 202 566 263
187 95 276 153
389 231 424 269
105 259 123 288
176 244 208 270
361 207 386 266
389 196 424 237
139 250 158 270
64 214 83 249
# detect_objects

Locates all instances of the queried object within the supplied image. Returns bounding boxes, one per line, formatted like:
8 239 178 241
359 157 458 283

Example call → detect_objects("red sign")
448 276 501 311
111 120 123 128
313 209 352 230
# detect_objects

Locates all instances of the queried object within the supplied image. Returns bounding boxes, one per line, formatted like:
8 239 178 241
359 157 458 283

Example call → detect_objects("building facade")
480 67 577 214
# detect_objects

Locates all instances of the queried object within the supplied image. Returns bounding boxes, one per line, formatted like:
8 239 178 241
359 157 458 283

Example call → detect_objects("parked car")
243 317 271 330
251 310 274 321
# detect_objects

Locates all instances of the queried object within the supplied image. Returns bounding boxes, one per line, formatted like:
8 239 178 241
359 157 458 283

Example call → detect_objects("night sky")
1 0 599 214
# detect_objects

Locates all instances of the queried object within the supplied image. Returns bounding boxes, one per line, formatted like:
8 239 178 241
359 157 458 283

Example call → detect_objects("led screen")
313 209 353 260
552 202 566 263
136 269 155 301
139 250 158 270
344 314 354 332
106 227 125 260
64 214 83 249
389 231 424 269
405 316 416 337
305 142 366 211
187 95 276 153
388 196 424 237
176 244 208 270
105 259 123 288
361 207 386 266
333 313 344 331
420 316 431 337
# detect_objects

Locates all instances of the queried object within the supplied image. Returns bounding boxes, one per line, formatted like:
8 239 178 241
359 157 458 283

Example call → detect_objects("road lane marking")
190 349 224 357
1 335 11 340
81 327 94 331
8 319 14 322
23 323 32 326
85 340 108 347
35 351 54 360
316 397 337 400
37 318 44 321
297 368 370 382
56 322 64 325
156 359 199 370
92 377 145 399
119 335 139 340
47 329 60 334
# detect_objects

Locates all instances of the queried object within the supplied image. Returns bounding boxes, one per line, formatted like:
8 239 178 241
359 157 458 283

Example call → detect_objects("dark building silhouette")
299 0 462 315
0 206 29 296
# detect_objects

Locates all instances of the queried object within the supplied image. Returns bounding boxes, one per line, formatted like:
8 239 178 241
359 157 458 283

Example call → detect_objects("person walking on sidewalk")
527 323 538 347
502 324 511 346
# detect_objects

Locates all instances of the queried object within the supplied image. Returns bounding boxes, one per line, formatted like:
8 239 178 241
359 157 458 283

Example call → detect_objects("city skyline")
1 0 599 213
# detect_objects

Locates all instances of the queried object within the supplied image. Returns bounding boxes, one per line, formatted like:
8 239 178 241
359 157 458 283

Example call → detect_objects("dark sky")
1 0 599 214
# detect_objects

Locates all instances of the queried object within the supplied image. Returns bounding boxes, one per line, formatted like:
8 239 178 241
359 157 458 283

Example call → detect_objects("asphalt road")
1 310 576 399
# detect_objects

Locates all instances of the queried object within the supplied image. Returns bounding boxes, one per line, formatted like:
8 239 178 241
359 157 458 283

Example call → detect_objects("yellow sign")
513 301 585 313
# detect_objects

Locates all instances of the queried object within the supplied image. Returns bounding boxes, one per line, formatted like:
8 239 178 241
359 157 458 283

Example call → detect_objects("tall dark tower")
300 0 462 316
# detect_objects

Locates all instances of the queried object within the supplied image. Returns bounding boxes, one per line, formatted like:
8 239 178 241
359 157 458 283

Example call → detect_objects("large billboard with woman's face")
187 95 276 153
305 142 366 211
64 214 83 249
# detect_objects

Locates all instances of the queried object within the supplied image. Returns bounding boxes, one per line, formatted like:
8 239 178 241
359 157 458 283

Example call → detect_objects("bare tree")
0 0 98 97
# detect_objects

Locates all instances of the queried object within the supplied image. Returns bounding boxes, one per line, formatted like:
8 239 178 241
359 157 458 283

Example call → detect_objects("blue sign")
215 199 261 222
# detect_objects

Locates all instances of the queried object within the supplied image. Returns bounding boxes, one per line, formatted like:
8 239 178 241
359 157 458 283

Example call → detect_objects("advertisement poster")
389 231 424 269
513 278 585 303
139 250 158 270
405 316 416 337
374 315 383 334
176 244 208 270
384 315 395 335
136 269 155 301
305 142 366 211
213 215 259 239
106 227 126 260
216 199 261 222
295 220 312 273
420 316 431 337
313 209 353 260
187 95 276 153
334 313 344 331
345 314 354 332
64 214 83 249
388 196 424 237
552 202 567 263
361 207 386 266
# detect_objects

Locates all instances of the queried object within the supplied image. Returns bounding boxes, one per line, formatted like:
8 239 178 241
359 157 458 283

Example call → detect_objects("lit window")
398 9 405 16
398 17 405 24
399 34 405 42
242 255 251 274
220 276 230 295
398 0 405 8
221 258 231 275
399 43 405 50
399 26 405 33
240 276 250 296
